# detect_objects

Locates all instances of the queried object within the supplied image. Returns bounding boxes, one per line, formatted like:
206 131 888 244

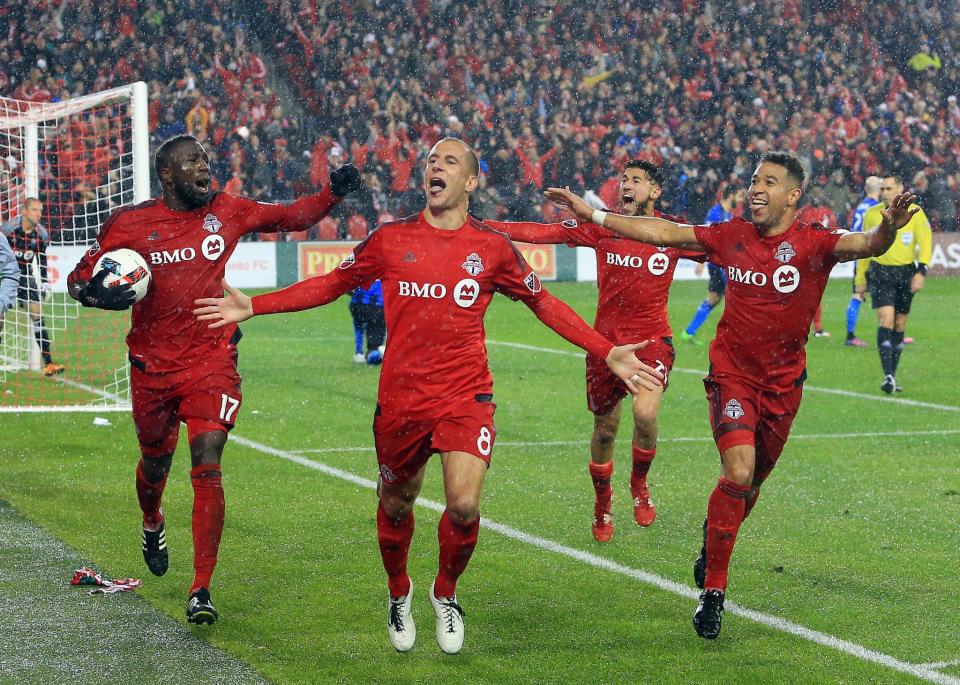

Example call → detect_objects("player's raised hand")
544 186 594 222
193 279 254 328
605 341 663 394
880 192 919 232
330 163 363 197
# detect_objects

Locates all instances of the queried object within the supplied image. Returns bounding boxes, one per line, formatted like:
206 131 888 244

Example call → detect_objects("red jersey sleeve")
493 239 613 359
692 218 737 262
484 219 605 248
251 229 384 314
810 224 845 271
239 186 341 235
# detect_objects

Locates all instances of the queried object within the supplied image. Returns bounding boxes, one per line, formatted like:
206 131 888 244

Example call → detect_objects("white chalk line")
231 434 959 684
287 429 960 455
486 340 960 413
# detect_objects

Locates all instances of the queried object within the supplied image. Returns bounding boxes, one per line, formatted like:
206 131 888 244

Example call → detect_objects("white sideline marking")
487 340 960 413
919 661 960 671
0 377 130 413
286 429 960 455
231 434 959 685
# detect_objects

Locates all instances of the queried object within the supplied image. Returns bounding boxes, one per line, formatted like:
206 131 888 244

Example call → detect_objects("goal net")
0 82 149 412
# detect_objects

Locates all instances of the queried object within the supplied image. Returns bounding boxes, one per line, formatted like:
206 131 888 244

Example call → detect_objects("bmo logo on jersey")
453 278 480 307
605 251 671 276
201 234 225 261
647 252 670 275
398 281 447 299
149 247 196 265
772 264 800 293
726 264 802 293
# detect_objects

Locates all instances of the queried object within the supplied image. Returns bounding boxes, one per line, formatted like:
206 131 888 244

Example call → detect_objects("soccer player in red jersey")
67 134 361 624
194 138 663 654
485 159 702 540
546 151 918 639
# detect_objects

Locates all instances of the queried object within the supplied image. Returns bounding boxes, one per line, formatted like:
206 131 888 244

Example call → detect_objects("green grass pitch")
1 277 958 684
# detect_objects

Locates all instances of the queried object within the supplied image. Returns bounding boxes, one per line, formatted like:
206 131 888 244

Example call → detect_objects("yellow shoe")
42 362 65 377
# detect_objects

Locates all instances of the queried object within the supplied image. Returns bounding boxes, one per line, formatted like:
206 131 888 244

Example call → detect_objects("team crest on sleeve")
86 240 101 257
462 252 484 276
773 264 800 293
775 241 795 264
202 214 222 233
524 271 542 294
562 219 578 229
723 399 744 420
339 253 356 269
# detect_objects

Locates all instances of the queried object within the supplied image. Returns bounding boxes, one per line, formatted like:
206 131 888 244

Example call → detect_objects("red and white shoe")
632 483 657 527
591 510 614 542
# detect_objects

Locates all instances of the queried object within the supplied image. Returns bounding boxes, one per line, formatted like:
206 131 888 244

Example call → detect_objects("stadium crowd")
3 0 960 240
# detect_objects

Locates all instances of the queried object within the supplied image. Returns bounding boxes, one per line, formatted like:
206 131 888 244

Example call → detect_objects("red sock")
743 489 760 520
588 459 614 516
190 464 224 594
703 477 752 591
630 445 655 494
814 304 823 330
136 459 167 529
377 503 414 598
434 510 479 598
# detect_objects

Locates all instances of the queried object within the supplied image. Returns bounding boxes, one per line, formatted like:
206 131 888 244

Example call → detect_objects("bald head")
436 137 479 177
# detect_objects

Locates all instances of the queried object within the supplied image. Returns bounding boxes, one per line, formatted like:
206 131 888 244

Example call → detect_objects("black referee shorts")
868 263 914 314
707 263 726 295
17 274 42 305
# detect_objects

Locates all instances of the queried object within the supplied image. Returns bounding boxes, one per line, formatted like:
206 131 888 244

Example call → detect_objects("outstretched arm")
243 164 362 234
832 192 919 261
522 290 663 393
544 186 702 250
194 272 358 328
485 219 582 245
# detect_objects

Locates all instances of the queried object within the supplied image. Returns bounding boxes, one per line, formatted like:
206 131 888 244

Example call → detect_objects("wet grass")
1 277 958 684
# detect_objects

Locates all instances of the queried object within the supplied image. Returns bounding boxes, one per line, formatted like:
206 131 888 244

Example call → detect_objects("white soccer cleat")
429 581 465 655
387 583 416 652
353 353 365 364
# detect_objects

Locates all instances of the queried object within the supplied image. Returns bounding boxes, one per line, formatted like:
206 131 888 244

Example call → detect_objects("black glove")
78 269 136 311
330 163 363 197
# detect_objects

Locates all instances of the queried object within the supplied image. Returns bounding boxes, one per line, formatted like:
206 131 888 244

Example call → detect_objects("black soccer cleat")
693 518 707 589
186 587 219 625
693 589 725 640
142 523 169 577
881 374 896 394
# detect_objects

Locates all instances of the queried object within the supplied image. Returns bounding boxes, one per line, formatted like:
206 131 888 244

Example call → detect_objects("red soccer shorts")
131 355 243 458
585 337 675 416
703 375 803 474
372 398 497 485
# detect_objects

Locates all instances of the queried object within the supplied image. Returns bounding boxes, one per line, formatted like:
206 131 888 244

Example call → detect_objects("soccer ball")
94 248 152 303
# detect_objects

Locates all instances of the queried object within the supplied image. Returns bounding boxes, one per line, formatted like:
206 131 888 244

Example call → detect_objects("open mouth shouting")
750 194 768 218
621 192 636 211
428 176 447 198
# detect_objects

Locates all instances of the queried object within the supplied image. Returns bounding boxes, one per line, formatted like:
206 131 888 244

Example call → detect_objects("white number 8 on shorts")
476 426 492 456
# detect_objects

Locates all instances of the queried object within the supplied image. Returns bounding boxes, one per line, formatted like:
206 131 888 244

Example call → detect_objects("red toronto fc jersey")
487 212 701 343
693 217 844 391
252 212 615 418
69 189 339 372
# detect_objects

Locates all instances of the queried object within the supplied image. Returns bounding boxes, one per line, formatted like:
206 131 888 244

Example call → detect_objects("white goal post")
0 82 149 412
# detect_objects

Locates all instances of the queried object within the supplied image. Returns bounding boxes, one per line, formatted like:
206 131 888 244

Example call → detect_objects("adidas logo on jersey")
402 251 417 263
